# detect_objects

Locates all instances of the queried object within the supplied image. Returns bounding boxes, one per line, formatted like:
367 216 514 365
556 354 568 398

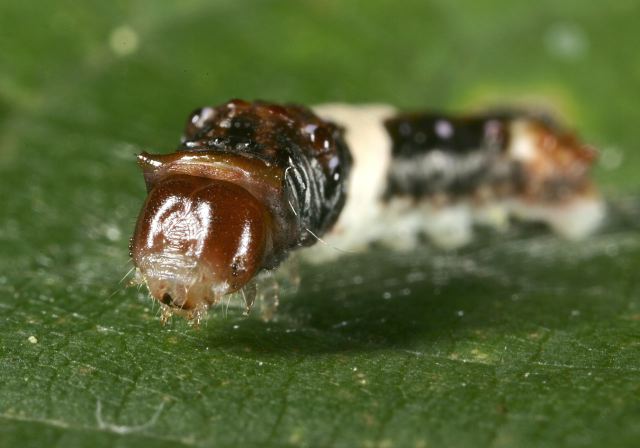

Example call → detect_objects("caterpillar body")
310 104 604 259
130 100 604 322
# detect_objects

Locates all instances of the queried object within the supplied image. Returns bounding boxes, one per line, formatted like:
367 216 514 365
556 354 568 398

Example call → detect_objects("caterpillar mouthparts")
129 100 604 324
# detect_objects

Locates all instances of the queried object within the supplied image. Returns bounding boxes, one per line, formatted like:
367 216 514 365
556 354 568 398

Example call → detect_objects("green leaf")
1 1 639 447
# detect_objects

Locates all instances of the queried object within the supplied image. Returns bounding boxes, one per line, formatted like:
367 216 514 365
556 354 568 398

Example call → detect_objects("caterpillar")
130 100 604 323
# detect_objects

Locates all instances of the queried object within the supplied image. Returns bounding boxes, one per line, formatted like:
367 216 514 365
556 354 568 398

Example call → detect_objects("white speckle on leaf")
96 325 123 335
405 271 426 283
600 146 624 171
545 22 589 60
109 25 139 57
288 430 304 445
104 224 122 242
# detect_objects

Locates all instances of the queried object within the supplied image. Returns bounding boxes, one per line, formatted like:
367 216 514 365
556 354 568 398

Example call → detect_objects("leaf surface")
1 1 639 447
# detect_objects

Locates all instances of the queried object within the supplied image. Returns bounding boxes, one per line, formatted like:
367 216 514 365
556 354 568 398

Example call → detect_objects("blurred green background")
1 1 639 447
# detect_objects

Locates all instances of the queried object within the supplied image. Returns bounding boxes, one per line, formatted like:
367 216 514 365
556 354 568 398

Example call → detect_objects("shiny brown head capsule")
131 173 270 312
130 100 351 322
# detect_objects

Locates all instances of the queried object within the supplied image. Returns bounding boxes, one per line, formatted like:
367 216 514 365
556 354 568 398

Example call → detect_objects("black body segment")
383 112 518 199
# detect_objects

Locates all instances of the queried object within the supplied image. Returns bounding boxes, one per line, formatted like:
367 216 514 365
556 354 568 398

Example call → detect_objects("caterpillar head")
130 170 270 314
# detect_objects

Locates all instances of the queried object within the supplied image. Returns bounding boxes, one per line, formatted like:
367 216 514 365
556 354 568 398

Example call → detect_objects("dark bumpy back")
180 99 352 247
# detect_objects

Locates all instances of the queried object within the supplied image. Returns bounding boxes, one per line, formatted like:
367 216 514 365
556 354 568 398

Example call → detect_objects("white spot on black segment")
435 119 453 139
191 107 216 129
